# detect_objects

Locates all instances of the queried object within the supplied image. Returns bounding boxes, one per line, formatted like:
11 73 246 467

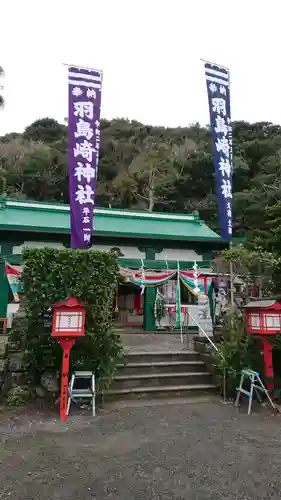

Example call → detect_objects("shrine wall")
13 242 65 254
12 242 145 259
155 248 203 261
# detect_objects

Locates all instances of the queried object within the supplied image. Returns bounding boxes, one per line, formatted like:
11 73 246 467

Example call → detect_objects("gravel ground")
1 397 281 500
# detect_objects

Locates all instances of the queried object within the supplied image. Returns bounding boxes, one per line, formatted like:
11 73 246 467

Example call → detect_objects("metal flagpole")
63 62 104 77
200 58 230 71
226 67 235 310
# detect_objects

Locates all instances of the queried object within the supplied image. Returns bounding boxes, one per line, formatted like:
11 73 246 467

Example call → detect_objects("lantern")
52 297 86 339
245 300 281 392
51 297 86 420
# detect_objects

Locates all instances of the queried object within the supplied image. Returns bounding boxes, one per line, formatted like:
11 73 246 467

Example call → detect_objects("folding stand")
235 368 276 415
66 371 96 416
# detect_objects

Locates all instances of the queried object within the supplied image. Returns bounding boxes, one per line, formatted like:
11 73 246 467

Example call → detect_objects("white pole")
200 58 230 71
63 62 104 75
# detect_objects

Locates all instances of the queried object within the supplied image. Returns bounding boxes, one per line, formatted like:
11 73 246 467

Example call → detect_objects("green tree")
113 139 181 211
0 138 67 201
11 248 123 386
2 115 281 246
23 118 67 144
214 244 280 299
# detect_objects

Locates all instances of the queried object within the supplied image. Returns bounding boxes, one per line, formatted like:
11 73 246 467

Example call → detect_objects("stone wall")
0 335 8 398
0 333 29 401
0 302 30 400
193 336 220 386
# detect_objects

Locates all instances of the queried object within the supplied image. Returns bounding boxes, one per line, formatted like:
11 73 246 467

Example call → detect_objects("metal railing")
188 312 227 402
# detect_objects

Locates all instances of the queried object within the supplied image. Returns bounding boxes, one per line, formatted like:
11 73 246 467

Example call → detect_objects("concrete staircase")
103 350 217 402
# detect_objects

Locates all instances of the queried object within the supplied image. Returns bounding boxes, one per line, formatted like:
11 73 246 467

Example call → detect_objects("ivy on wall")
11 248 123 387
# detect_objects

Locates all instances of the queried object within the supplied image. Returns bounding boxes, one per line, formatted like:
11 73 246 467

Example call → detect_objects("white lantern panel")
55 311 83 332
249 313 260 329
264 314 280 330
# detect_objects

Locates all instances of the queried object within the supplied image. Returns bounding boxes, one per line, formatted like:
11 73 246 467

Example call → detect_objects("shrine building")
0 198 225 331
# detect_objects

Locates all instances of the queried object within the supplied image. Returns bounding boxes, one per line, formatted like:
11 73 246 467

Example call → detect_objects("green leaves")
215 243 280 298
13 248 123 387
3 116 281 241
215 312 263 398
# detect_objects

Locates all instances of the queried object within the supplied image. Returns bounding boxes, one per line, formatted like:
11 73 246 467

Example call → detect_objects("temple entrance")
117 283 144 327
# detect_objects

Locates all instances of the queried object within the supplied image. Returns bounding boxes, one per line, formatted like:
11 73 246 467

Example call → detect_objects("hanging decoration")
192 261 200 294
154 289 166 327
140 259 146 295
128 271 177 288
180 271 213 295
9 262 215 303
5 263 23 302
122 266 214 297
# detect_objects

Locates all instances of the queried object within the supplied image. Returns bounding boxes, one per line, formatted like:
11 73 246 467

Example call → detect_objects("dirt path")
1 398 281 499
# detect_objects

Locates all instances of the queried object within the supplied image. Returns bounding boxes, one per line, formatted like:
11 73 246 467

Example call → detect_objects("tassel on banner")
192 261 201 294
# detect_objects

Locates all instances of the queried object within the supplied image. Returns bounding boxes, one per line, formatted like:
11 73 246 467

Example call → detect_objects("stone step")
103 383 217 402
111 372 213 390
117 360 206 375
123 351 200 364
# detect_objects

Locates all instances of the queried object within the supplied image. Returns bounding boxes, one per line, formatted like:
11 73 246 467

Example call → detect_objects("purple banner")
68 66 102 248
204 62 232 240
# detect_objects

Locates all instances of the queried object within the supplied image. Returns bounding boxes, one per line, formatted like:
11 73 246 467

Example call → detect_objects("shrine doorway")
117 283 144 327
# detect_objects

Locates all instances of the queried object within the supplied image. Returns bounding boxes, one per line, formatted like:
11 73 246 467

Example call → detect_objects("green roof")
0 198 221 242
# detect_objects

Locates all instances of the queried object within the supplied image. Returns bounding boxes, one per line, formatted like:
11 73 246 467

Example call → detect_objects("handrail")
188 312 225 360
188 312 226 402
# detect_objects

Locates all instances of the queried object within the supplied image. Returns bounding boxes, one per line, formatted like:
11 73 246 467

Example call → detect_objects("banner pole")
63 62 104 76
229 242 235 309
200 58 230 71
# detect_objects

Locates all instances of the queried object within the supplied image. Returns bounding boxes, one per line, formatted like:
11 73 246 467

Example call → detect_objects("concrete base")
120 333 191 353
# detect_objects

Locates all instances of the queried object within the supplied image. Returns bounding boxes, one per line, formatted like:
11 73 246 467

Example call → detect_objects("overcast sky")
0 0 280 136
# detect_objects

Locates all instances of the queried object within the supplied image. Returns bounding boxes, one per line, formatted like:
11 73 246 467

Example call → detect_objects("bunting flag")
8 263 215 303
122 267 214 297
180 271 213 296
5 263 23 302
129 271 176 287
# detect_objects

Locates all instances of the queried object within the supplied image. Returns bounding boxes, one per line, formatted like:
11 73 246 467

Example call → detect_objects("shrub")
6 386 32 406
215 312 263 398
10 248 123 388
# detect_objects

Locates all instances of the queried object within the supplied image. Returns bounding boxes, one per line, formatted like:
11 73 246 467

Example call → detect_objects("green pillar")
0 258 9 318
143 246 157 331
0 243 14 319
144 287 156 331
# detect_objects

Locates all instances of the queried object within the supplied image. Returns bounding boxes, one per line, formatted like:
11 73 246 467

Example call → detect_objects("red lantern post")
51 297 86 420
245 299 281 392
